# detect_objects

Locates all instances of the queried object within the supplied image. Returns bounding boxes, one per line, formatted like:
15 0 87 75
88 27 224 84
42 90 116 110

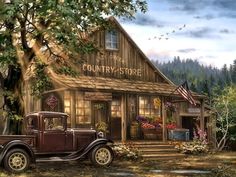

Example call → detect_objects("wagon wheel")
3 148 30 173
90 145 113 166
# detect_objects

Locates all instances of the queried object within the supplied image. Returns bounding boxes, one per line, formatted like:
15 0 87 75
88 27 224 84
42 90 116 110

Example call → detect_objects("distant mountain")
152 56 236 96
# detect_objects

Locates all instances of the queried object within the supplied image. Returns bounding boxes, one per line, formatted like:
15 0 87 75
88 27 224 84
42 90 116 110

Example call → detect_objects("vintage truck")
0 111 114 173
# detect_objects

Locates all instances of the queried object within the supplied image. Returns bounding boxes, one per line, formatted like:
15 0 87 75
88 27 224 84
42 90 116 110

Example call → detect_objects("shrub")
175 128 209 154
112 143 141 160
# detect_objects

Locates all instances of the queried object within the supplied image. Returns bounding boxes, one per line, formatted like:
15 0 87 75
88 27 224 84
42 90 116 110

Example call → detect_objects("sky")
119 0 236 68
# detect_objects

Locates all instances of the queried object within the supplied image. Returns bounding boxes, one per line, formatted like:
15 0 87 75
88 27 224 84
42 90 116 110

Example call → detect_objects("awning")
49 72 205 98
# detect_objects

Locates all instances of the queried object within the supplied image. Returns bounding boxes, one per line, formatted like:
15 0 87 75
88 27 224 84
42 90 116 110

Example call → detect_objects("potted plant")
95 121 108 135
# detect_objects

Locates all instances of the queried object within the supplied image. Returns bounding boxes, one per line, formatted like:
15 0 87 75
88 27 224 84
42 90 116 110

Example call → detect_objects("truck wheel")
3 148 30 173
90 145 113 167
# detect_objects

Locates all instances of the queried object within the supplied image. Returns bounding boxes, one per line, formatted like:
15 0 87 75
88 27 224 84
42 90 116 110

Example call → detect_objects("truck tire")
90 145 113 167
3 148 30 173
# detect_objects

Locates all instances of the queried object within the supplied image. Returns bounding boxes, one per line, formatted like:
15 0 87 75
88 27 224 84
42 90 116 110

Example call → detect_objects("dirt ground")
1 151 236 177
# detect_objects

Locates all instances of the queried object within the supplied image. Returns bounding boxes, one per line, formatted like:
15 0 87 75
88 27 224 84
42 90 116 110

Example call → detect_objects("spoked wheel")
4 148 30 173
90 145 113 166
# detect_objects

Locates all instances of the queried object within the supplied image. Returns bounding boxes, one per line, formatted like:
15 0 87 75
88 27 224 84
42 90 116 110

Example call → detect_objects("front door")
92 101 109 134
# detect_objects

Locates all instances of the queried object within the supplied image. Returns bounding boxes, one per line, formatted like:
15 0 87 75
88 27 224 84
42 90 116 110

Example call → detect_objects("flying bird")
166 33 169 35
165 38 169 40
179 27 182 30
183 24 186 28
172 30 175 33
158 37 162 40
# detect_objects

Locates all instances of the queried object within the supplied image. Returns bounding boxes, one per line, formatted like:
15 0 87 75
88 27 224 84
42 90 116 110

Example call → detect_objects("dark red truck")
0 111 114 173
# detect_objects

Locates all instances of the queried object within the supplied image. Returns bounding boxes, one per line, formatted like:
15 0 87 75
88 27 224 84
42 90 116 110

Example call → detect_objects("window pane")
105 30 118 50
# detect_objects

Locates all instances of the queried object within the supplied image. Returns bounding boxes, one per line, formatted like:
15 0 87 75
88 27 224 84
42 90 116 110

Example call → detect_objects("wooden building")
24 17 214 142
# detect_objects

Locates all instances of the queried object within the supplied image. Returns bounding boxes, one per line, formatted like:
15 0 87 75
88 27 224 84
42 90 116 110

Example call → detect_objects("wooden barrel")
130 123 139 139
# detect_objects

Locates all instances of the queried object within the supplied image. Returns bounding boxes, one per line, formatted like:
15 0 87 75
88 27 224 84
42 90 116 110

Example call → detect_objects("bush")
175 128 209 154
112 143 141 160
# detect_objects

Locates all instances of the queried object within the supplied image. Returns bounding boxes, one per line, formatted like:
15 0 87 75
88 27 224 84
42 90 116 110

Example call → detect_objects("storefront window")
139 96 161 117
111 99 121 117
76 92 91 124
64 91 71 125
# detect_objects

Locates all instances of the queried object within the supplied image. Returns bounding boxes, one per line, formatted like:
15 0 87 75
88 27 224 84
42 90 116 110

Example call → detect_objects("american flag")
176 81 196 106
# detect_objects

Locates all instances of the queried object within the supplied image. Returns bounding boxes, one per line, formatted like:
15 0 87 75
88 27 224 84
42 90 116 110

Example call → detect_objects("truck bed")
0 135 36 148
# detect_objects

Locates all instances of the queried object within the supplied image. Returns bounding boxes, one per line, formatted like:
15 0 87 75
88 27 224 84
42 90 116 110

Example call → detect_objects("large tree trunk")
1 65 25 134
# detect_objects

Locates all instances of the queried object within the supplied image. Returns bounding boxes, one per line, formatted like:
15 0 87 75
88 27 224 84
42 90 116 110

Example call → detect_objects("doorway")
92 101 109 132
182 117 199 140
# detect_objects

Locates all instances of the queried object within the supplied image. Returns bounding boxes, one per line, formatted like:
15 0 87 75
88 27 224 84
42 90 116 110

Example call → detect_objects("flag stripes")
176 82 196 105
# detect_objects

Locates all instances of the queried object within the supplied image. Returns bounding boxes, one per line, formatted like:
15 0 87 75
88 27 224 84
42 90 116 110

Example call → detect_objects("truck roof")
26 111 68 117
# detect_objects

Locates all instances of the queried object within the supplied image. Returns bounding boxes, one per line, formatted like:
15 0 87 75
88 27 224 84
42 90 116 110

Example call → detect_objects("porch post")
71 90 76 128
121 93 127 142
200 99 205 131
162 96 167 142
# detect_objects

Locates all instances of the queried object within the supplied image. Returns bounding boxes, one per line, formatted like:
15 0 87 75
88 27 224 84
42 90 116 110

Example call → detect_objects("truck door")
41 116 66 152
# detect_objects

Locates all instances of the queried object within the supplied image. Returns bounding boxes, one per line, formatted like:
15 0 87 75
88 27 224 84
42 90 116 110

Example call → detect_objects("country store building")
24 17 214 143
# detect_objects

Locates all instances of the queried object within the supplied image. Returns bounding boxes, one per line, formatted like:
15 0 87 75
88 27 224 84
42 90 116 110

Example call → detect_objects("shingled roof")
49 71 205 99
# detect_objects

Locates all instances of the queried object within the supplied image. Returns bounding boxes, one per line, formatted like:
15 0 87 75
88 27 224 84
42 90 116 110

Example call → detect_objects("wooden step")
134 144 175 149
114 141 184 161
142 153 186 160
138 149 178 154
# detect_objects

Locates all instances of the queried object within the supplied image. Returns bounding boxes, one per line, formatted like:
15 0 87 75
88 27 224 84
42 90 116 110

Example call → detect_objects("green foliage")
153 57 236 98
31 60 52 97
213 85 236 143
54 66 79 77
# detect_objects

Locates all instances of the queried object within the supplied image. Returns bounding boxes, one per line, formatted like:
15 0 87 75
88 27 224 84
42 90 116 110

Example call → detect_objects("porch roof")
49 72 205 98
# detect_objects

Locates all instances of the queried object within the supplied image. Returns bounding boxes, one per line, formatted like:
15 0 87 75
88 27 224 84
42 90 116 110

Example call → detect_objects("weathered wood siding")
79 24 168 83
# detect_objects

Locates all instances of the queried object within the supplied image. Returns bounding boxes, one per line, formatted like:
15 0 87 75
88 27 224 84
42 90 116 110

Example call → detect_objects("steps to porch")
115 141 186 161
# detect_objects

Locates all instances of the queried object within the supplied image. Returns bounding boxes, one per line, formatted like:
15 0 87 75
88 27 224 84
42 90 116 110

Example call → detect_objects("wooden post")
121 93 127 142
200 99 205 131
71 91 76 128
162 96 167 142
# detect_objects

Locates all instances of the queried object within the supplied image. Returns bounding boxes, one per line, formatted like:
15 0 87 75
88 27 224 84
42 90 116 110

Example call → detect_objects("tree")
231 59 236 83
213 85 236 151
0 0 147 134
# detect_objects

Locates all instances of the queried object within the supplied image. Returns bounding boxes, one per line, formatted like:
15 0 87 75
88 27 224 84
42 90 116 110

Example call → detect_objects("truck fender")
0 140 36 165
82 138 113 155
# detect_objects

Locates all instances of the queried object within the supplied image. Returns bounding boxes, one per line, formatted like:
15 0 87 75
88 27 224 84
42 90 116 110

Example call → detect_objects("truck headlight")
97 131 104 138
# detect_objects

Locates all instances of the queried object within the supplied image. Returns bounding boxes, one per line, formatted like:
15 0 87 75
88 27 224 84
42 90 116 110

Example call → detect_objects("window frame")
105 29 119 50
138 96 161 118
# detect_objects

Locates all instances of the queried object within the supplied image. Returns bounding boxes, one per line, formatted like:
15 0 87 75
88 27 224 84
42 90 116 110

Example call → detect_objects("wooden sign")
84 92 112 101
46 95 58 110
188 108 200 113
82 64 142 77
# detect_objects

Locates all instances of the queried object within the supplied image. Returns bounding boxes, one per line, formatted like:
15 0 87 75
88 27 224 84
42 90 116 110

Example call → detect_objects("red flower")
166 123 176 129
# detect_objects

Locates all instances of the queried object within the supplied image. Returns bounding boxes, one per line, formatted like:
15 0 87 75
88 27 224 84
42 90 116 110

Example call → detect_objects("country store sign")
82 64 142 77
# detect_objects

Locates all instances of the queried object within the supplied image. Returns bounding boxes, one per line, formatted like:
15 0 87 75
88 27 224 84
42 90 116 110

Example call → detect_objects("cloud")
194 14 215 20
219 12 236 19
120 13 164 27
178 48 196 53
213 0 236 11
166 0 236 18
167 0 210 12
219 29 233 34
146 49 172 61
177 27 219 39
